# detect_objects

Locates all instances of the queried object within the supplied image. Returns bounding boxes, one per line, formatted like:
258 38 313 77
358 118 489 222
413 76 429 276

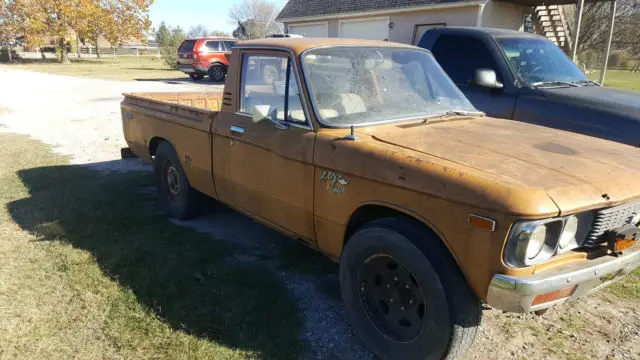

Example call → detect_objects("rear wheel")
154 141 201 220
340 217 481 360
189 73 204 81
208 64 225 82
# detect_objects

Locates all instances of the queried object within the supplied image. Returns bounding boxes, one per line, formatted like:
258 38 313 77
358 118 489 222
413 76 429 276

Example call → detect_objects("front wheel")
340 217 481 360
154 141 201 220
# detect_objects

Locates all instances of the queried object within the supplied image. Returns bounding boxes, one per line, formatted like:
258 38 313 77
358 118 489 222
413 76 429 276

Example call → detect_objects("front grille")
583 202 640 247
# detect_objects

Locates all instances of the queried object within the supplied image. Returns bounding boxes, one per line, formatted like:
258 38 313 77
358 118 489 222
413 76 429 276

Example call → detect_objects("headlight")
505 212 594 267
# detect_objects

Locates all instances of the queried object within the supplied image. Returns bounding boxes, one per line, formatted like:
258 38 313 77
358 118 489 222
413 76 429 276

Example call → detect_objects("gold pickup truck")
121 38 640 360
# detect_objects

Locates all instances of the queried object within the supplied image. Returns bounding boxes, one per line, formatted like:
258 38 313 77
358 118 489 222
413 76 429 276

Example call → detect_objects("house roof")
276 0 479 22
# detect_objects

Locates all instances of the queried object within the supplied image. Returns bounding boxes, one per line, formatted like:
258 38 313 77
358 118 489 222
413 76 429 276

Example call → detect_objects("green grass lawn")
0 133 304 360
4 56 185 81
588 69 640 92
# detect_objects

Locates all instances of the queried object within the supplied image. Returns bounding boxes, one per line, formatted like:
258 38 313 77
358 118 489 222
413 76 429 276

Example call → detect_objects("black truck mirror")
474 69 504 90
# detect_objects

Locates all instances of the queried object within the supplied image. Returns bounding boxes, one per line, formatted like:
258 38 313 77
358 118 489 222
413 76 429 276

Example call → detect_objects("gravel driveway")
1 68 638 360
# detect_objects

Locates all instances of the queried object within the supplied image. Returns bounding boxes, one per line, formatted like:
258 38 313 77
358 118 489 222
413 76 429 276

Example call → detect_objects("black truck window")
431 35 500 85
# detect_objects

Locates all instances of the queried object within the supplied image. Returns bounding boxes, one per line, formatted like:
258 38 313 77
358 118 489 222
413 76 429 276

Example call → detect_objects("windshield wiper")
531 81 580 88
572 79 600 86
446 110 485 117
423 110 485 122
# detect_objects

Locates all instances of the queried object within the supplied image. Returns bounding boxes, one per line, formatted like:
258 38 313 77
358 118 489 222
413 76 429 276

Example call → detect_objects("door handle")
230 125 245 135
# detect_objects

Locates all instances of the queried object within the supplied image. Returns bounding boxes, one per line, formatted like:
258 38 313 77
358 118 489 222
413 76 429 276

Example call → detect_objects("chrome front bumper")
486 244 640 313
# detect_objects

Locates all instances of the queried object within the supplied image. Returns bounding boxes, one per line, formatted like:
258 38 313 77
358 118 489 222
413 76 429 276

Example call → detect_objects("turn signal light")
531 286 576 306
468 214 496 232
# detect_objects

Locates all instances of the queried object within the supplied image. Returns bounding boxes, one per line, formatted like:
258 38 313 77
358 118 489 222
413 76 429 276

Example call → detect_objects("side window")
431 35 500 85
239 54 307 124
205 41 221 52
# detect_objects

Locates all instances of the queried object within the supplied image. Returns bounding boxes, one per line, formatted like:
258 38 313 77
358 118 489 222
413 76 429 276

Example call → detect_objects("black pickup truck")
418 27 640 147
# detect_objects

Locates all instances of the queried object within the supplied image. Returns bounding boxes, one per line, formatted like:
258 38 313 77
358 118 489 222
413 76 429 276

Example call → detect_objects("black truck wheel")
340 217 481 360
153 141 200 220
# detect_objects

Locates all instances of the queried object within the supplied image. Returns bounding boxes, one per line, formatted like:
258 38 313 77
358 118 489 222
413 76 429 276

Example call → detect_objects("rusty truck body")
121 38 640 360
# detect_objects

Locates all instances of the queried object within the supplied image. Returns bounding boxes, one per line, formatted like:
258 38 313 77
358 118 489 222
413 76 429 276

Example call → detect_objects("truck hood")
367 116 640 214
540 85 640 120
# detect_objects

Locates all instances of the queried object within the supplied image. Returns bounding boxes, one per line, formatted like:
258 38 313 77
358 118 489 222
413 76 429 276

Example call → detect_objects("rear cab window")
239 54 307 125
431 34 500 85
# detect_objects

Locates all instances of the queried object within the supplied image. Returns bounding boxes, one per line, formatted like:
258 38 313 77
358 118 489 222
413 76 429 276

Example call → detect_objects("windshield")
497 38 588 86
301 47 477 127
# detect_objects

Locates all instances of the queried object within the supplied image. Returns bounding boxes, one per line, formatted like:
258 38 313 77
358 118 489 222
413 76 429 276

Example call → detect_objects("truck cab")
418 27 640 147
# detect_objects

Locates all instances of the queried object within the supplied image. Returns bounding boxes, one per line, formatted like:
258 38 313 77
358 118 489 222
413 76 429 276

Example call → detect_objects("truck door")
430 34 517 119
223 50 316 243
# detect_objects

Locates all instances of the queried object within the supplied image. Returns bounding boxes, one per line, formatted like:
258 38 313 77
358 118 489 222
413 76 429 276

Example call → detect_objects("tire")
340 217 481 360
208 64 225 82
189 73 204 81
262 64 278 85
153 141 201 220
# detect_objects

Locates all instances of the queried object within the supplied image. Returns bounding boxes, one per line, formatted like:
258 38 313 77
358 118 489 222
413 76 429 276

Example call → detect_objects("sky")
149 0 289 35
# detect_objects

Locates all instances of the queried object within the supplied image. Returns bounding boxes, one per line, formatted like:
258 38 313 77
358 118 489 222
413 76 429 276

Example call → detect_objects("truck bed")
124 91 224 112
121 91 224 198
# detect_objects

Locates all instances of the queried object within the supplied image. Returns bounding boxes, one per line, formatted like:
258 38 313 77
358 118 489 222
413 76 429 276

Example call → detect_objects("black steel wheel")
359 254 428 343
154 141 201 220
340 217 481 360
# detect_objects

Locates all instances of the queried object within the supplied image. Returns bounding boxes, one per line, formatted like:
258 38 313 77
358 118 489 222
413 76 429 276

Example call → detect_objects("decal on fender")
320 169 349 194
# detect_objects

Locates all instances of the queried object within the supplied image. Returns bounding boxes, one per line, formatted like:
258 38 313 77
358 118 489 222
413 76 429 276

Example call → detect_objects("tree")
187 24 208 39
15 0 152 63
77 0 112 59
104 0 153 49
155 21 185 69
0 0 22 63
228 0 281 40
210 30 230 37
17 0 79 64
565 0 640 66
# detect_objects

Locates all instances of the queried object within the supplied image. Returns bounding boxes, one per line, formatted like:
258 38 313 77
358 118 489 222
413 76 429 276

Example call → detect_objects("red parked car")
177 37 237 82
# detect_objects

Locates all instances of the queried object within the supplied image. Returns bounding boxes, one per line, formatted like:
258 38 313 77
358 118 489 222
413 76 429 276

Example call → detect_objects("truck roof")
236 37 413 55
427 27 547 40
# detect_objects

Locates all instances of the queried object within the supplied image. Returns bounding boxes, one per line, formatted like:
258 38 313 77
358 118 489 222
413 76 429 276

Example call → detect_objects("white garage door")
339 18 389 41
288 23 329 38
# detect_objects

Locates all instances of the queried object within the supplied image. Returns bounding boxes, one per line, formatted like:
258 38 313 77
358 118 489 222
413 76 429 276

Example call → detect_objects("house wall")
479 0 530 30
286 4 483 45
387 6 482 43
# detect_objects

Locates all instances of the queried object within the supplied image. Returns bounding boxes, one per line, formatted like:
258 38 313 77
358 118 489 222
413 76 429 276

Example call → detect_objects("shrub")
155 21 186 70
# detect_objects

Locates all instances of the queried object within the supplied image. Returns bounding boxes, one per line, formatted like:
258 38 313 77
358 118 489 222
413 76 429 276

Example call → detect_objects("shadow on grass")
7 162 304 359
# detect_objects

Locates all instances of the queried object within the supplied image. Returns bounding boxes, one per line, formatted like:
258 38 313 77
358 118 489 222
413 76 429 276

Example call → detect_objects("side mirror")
473 69 504 90
251 105 289 130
